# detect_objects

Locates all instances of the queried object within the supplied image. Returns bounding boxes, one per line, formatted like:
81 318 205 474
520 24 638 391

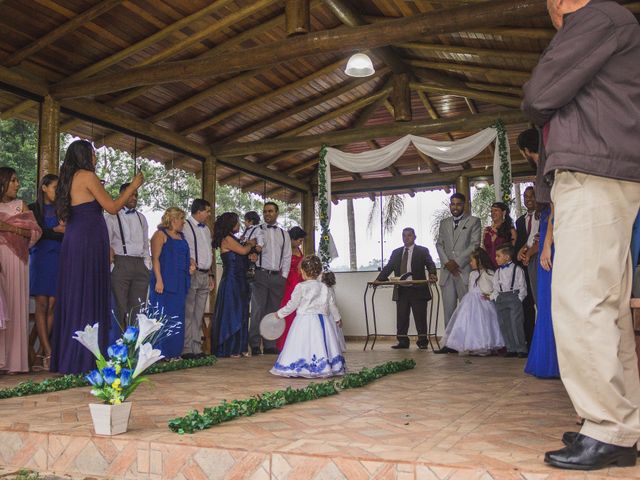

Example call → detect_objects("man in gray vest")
249 202 291 355
182 199 214 359
105 183 150 328
435 193 481 340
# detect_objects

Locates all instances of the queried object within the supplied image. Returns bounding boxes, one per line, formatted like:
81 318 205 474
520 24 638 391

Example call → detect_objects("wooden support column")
302 190 316 255
391 73 412 121
38 95 61 177
202 156 217 355
286 0 310 35
456 175 471 214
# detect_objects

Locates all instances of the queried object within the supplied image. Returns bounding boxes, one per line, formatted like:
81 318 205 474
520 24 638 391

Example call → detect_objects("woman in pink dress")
0 167 42 374
276 226 307 352
483 202 517 269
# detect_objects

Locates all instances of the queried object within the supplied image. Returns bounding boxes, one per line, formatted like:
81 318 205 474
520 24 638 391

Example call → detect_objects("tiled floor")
1 342 639 479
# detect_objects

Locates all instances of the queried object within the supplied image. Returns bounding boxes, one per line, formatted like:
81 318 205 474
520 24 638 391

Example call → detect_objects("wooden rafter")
399 42 540 63
408 60 531 83
49 0 548 98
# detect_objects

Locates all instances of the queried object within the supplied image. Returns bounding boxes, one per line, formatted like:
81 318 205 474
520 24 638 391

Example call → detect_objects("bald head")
547 0 590 29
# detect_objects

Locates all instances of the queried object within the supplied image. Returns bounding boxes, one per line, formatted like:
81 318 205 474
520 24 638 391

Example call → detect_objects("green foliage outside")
0 119 39 203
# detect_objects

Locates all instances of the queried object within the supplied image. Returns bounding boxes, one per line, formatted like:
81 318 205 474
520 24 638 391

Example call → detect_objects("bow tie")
197 223 206 228
499 262 513 270
267 225 277 229
124 208 136 215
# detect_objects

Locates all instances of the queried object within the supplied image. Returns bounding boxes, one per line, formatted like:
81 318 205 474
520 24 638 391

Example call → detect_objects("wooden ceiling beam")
465 82 522 96
408 59 530 83
4 0 125 67
215 109 527 157
399 42 540 62
50 0 548 98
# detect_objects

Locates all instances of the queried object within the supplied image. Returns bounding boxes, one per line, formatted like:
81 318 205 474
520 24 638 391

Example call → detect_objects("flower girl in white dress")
270 255 346 378
441 248 505 355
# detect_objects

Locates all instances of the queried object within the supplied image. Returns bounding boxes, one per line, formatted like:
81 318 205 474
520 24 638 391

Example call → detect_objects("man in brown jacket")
522 0 640 471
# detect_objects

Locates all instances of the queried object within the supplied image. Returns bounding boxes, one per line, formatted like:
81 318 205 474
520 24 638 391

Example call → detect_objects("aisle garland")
495 119 512 204
318 145 331 267
168 359 416 434
0 355 217 400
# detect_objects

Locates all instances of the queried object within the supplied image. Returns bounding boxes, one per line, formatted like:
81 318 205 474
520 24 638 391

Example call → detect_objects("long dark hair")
0 167 17 202
491 202 514 241
471 247 494 274
37 174 59 212
56 140 95 221
212 212 239 248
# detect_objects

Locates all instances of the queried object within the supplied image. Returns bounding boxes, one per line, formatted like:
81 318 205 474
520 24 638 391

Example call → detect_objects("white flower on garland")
133 343 164 378
72 323 103 360
136 313 163 349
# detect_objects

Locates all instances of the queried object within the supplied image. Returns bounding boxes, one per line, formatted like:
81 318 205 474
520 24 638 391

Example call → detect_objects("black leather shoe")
504 352 518 358
417 343 429 350
391 343 409 349
517 352 528 358
434 347 456 354
251 346 262 356
545 433 637 470
263 347 278 355
563 432 640 456
181 353 196 360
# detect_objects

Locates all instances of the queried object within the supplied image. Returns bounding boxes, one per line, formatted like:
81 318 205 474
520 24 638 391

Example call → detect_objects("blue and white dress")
270 279 346 378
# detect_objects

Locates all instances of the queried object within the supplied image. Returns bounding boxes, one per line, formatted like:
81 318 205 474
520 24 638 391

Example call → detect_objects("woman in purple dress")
50 140 143 374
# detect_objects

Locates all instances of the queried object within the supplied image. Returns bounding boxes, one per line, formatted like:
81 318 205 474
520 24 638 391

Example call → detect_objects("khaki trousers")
551 171 640 446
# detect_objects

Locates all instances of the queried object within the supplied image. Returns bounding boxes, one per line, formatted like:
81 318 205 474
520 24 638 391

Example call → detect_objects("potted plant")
73 310 166 435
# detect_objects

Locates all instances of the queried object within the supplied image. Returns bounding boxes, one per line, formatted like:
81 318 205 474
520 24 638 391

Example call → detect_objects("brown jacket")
522 0 640 183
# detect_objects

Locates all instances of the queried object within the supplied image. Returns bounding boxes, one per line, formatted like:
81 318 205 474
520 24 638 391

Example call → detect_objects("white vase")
89 402 132 435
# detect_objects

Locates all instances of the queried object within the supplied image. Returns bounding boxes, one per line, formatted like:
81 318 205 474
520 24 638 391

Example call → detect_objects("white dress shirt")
277 279 341 322
401 244 414 275
523 211 541 248
257 223 292 278
183 216 213 270
490 262 527 302
241 224 264 245
105 209 151 268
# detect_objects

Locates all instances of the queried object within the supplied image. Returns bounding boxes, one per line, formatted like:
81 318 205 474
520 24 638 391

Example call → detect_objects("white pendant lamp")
344 53 375 77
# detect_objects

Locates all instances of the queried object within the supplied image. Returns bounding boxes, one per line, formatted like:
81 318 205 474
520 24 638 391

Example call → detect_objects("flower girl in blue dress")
270 255 346 378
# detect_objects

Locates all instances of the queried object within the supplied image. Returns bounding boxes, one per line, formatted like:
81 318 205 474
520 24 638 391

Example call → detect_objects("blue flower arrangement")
73 304 169 405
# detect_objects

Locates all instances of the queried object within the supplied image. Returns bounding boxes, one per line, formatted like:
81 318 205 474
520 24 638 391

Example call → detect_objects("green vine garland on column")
495 119 512 204
318 145 331 268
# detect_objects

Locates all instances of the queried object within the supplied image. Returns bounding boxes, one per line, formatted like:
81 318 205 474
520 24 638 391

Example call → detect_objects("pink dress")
0 199 40 373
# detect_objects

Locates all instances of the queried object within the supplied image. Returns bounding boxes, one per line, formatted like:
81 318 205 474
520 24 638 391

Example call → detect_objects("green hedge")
168 359 416 434
0 356 217 400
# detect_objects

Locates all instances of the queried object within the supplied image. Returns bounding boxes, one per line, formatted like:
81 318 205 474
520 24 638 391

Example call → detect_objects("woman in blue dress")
149 207 192 359
212 212 254 358
525 204 560 378
28 174 64 370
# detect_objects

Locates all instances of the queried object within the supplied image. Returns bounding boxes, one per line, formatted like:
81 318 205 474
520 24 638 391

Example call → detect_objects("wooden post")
38 95 61 177
391 73 412 121
286 0 310 36
456 176 471 214
202 156 217 355
302 190 316 255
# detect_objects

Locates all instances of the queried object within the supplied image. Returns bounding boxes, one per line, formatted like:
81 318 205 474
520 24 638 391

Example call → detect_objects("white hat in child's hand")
260 313 285 341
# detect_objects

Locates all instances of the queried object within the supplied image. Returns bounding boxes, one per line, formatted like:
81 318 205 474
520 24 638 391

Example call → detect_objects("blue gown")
29 204 62 297
148 228 190 359
525 206 560 378
213 249 249 357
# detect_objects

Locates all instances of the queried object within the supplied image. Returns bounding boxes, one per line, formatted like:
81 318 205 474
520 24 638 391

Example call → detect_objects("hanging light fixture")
344 53 375 77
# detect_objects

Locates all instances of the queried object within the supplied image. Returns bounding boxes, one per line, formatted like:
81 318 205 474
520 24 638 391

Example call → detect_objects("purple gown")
51 200 110 374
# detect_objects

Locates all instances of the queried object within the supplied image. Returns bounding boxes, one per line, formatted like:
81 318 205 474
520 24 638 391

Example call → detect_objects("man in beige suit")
523 0 640 470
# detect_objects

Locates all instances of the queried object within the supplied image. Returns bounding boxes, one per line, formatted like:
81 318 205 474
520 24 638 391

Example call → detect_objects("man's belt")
196 268 210 273
256 267 281 275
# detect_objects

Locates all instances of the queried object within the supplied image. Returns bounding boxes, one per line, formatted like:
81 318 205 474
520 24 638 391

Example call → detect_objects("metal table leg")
363 283 371 351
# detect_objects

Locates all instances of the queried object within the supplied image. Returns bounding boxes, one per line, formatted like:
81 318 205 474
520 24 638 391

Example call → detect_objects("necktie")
526 213 532 235
125 208 136 215
453 219 460 230
197 223 206 228
400 248 409 275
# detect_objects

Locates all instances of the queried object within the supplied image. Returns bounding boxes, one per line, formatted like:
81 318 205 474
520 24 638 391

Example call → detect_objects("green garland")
0 356 216 400
168 359 416 434
318 145 331 268
494 119 512 204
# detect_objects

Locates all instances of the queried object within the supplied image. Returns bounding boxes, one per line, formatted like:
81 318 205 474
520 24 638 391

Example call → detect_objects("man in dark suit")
514 185 538 348
375 227 438 349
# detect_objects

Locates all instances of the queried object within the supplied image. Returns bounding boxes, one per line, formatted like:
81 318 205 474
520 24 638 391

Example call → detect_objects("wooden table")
363 280 441 351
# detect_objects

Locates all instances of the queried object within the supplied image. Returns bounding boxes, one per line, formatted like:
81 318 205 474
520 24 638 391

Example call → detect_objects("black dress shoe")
545 433 637 470
391 343 409 349
417 343 429 350
517 352 528 358
181 353 196 360
504 352 518 358
263 347 278 355
563 432 640 456
434 347 456 354
251 346 262 356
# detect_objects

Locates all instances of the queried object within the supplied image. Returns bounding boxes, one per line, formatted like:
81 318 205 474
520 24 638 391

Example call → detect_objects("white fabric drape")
320 126 511 261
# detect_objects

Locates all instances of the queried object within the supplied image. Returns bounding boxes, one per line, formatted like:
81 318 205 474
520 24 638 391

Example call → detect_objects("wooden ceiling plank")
398 42 540 62
4 0 125 67
465 82 522 96
50 0 548 98
408 59 530 82
410 79 522 107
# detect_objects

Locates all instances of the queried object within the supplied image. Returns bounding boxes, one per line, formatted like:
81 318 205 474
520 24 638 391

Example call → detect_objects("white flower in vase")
72 323 103 360
133 343 164 378
136 313 163 350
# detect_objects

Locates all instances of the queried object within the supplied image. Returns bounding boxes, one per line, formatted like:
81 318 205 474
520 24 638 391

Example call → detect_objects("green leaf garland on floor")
168 359 416 434
0 356 217 400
